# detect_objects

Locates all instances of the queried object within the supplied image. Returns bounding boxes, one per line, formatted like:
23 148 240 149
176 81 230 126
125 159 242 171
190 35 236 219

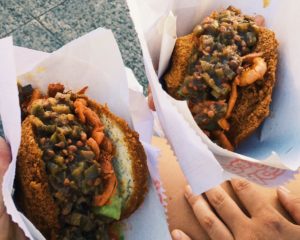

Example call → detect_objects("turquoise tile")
15 0 65 18
102 1 148 90
38 0 107 42
0 1 32 37
38 0 148 91
12 19 63 52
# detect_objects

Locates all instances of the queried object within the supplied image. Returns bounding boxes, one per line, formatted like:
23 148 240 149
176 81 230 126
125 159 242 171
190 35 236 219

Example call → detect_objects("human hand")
147 85 155 111
0 137 26 240
171 178 300 240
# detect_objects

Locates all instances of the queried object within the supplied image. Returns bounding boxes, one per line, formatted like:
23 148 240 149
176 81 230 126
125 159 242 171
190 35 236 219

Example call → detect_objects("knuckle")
210 191 226 209
261 215 283 233
202 216 220 239
232 179 251 193
202 215 215 231
188 194 202 207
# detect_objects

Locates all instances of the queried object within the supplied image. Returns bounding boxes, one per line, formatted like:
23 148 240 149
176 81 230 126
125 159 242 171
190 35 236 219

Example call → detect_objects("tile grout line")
32 0 70 45
3 1 68 45
3 19 35 37
35 19 65 45
3 18 64 46
31 0 69 19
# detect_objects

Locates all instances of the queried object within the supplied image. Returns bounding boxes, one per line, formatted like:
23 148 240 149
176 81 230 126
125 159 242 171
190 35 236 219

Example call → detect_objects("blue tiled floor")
0 1 32 37
15 0 66 18
13 19 64 52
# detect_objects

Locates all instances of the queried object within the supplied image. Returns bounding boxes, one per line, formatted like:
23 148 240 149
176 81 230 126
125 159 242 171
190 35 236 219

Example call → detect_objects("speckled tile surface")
0 1 32 37
0 0 148 136
38 0 148 89
13 19 63 52
15 0 66 17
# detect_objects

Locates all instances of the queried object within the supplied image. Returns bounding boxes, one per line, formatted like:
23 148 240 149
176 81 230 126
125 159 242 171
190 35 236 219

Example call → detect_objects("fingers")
0 137 10 212
0 137 10 234
0 137 11 176
0 139 26 240
147 85 156 111
148 92 155 111
185 185 234 240
277 186 300 224
205 185 248 234
171 229 191 240
231 178 268 217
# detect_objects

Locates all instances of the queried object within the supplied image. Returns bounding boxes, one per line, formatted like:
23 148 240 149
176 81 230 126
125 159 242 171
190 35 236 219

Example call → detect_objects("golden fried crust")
87 99 148 218
228 28 278 145
164 33 196 99
16 97 148 238
16 116 59 239
163 27 278 147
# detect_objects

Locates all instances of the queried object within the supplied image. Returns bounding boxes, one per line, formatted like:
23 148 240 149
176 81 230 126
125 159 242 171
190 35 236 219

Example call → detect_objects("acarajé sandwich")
163 6 278 151
15 83 148 239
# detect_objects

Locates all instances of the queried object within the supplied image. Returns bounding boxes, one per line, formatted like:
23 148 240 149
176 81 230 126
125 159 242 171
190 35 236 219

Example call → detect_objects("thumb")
148 92 156 111
0 137 11 178
277 186 300 224
0 139 26 240
147 85 156 111
171 229 192 240
0 137 11 212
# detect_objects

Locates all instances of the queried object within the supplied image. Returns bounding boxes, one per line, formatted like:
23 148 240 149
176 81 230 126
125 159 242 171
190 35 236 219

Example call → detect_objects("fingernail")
279 186 290 194
172 230 182 240
185 185 193 198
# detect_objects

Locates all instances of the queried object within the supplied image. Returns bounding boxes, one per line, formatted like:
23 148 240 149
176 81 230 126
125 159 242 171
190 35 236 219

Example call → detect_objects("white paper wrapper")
0 29 170 239
128 0 300 192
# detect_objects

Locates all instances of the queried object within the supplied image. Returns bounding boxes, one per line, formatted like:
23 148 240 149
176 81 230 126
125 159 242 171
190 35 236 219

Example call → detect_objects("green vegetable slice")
93 194 122 220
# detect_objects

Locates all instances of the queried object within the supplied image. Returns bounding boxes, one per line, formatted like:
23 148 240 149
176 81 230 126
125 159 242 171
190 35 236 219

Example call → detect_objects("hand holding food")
171 179 300 240
16 83 148 239
0 138 26 240
163 6 278 150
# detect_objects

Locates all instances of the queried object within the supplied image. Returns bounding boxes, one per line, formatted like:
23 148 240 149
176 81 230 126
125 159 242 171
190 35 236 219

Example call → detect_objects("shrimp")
92 126 105 145
74 98 87 123
94 154 117 206
225 80 238 119
236 57 267 87
87 137 100 159
241 52 263 62
213 130 234 151
93 174 117 206
225 55 267 118
218 118 230 131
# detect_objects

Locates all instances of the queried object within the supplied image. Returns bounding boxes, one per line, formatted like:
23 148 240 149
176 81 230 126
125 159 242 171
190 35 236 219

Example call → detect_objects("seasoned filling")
178 6 267 150
24 84 120 239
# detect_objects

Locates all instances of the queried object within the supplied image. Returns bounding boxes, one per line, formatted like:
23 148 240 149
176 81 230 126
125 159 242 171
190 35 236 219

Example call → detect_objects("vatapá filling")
177 6 267 150
20 84 122 239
